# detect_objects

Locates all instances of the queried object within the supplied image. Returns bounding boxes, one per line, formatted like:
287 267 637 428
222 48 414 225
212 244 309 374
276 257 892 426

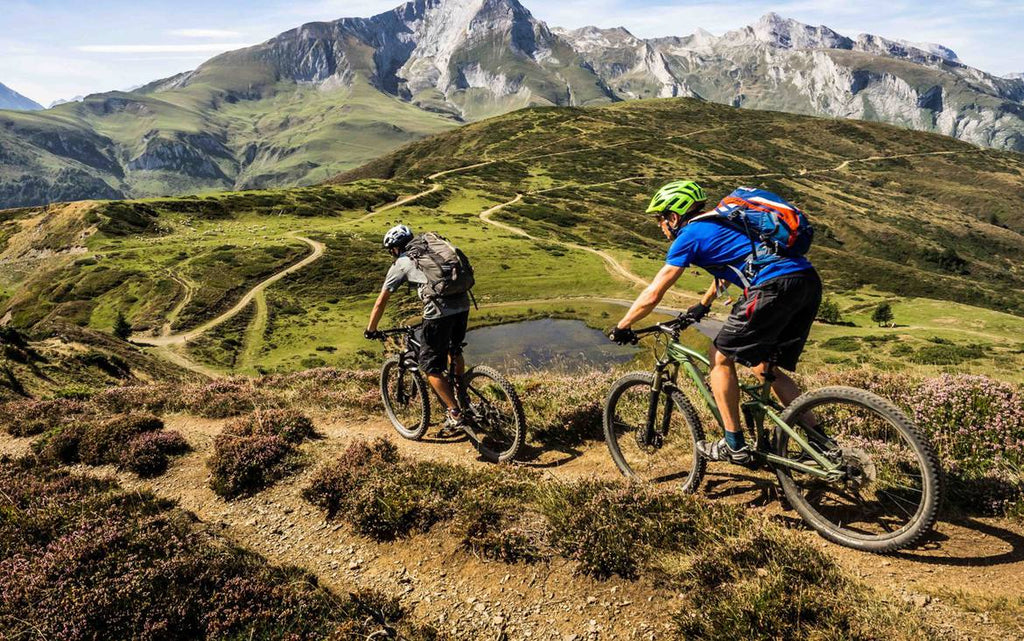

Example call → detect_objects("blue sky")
1 0 1022 106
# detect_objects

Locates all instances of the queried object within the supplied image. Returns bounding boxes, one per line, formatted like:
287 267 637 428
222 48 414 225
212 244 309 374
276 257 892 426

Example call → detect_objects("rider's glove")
364 329 383 341
685 302 711 322
608 326 637 345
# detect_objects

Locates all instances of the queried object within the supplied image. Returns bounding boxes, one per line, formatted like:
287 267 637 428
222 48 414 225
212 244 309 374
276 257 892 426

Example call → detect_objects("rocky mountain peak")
726 12 853 50
554 25 643 53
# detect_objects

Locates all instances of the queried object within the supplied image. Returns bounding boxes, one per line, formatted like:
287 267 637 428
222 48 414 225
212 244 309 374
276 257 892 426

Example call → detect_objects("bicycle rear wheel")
462 365 526 463
603 372 705 492
380 356 430 440
775 386 942 552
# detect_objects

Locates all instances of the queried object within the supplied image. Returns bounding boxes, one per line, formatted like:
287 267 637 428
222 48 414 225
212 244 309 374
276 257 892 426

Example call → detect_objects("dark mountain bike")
374 325 525 463
603 314 942 553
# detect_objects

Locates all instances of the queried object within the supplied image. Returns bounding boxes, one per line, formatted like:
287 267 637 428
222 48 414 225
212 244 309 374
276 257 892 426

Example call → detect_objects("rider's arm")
699 280 719 307
366 288 391 332
616 264 685 329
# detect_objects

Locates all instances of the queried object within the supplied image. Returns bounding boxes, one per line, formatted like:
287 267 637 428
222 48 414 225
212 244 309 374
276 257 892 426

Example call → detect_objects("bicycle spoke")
775 390 938 549
604 374 703 491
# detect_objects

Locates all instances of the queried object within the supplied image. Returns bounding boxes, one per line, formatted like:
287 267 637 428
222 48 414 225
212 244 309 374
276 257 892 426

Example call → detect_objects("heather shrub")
225 408 315 443
517 371 611 444
537 481 729 579
119 430 191 477
32 423 89 464
78 412 163 465
305 439 537 544
261 367 381 413
92 383 176 414
303 438 401 518
175 379 266 418
0 458 436 640
209 409 316 498
909 375 1024 474
675 525 927 640
303 439 444 539
0 398 90 437
458 492 547 563
799 369 1024 516
208 433 295 498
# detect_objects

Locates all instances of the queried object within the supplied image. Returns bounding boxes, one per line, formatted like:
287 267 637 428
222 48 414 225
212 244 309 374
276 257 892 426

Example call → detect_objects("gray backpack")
404 232 475 300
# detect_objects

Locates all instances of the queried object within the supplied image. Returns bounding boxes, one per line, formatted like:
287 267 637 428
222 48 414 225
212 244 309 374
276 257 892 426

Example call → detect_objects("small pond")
463 318 639 373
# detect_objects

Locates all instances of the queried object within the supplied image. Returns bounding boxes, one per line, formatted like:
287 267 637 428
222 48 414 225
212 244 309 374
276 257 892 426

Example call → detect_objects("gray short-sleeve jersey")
382 255 471 319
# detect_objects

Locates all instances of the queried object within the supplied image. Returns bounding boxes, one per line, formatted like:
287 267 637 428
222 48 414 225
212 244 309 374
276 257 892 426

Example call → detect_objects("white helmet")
383 224 413 249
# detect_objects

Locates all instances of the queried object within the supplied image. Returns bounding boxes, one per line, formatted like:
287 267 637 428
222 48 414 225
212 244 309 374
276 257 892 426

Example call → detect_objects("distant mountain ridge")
0 82 42 111
1 0 1023 209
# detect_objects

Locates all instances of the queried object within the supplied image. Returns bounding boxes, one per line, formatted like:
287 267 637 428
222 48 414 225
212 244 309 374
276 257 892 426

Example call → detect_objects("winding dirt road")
134 234 325 348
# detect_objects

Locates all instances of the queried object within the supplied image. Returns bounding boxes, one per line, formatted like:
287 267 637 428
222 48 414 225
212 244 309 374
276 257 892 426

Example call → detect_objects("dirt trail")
160 272 196 337
237 291 268 372
161 416 1024 640
355 184 442 222
107 415 676 640
480 195 697 303
1 409 1021 639
134 234 324 348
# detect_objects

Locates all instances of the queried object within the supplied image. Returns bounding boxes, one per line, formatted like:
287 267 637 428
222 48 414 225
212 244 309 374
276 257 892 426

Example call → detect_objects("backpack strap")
689 212 761 285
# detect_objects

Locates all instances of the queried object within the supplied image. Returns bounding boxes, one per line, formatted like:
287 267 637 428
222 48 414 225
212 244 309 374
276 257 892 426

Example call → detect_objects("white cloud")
168 29 244 38
77 43 249 53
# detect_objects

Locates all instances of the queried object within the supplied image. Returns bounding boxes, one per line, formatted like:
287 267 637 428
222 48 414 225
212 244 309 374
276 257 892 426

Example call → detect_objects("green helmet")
646 180 707 218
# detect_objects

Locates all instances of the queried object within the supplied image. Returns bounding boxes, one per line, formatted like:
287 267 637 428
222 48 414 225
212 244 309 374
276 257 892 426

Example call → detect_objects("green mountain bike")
603 314 942 553
375 325 526 463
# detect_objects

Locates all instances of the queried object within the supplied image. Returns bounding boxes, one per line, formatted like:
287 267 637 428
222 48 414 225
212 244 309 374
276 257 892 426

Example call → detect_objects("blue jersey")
665 220 813 287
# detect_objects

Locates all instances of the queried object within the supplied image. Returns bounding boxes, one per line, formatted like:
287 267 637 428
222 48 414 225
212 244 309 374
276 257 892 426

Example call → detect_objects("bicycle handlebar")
633 313 696 338
374 324 423 340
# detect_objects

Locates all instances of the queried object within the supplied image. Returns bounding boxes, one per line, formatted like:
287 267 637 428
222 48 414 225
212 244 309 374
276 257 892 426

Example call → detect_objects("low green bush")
820 336 861 352
911 343 985 365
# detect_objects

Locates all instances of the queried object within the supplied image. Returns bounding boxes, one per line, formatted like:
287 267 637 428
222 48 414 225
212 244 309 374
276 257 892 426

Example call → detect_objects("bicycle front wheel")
603 372 706 492
462 365 526 463
775 386 942 553
380 356 430 440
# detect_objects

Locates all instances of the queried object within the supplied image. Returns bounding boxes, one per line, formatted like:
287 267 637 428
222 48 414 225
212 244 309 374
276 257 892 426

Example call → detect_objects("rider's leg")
709 345 744 440
751 362 825 440
701 346 752 463
419 317 459 414
426 373 459 411
751 362 801 405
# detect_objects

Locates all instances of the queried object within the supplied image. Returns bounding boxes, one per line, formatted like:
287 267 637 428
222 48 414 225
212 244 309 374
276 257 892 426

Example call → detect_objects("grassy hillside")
344 98 1024 313
3 97 1024 386
0 78 458 209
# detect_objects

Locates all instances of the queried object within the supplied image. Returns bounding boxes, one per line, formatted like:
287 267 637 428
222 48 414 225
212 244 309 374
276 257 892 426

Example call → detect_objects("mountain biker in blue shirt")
610 181 822 465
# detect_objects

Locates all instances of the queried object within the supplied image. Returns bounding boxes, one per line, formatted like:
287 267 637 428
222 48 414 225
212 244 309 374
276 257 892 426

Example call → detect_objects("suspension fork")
643 361 674 443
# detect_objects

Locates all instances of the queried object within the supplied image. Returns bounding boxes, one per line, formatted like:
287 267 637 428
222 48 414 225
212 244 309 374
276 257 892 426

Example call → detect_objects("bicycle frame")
381 326 467 414
645 323 842 481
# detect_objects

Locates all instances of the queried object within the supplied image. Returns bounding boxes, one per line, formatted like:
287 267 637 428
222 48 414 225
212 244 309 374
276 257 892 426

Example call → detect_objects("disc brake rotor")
839 447 877 491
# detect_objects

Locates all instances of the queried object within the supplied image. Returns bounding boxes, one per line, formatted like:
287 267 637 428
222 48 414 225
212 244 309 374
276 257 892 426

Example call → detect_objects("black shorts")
417 311 469 375
713 269 822 372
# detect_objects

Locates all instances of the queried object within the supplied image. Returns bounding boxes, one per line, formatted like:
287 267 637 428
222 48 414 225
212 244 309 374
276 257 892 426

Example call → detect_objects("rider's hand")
609 326 637 345
686 302 711 322
364 329 383 341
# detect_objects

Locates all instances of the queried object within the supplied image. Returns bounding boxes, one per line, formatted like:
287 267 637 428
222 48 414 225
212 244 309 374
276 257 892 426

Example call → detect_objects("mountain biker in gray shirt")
365 224 471 436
